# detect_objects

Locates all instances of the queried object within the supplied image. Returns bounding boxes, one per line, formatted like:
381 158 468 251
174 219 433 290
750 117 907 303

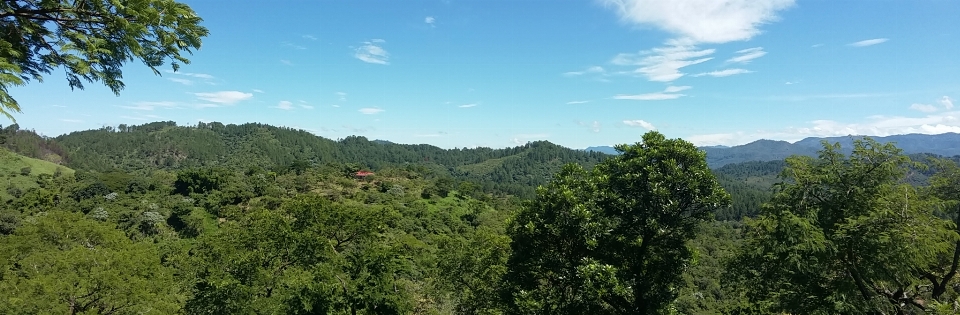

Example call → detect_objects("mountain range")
587 133 960 167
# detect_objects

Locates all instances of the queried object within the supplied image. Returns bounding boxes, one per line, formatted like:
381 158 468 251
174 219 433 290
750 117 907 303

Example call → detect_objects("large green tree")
0 0 208 119
732 139 956 314
503 131 731 314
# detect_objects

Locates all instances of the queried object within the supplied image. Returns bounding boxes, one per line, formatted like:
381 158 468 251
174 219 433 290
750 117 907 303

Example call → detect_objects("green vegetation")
3 122 960 314
0 0 209 119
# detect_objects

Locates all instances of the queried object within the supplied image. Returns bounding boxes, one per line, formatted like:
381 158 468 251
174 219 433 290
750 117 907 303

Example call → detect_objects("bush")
19 167 30 176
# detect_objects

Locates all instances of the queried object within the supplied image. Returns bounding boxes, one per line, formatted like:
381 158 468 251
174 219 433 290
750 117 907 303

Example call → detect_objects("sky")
8 0 960 149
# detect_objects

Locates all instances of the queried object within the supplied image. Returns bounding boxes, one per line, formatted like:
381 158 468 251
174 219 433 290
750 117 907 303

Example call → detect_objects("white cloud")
280 59 293 66
458 103 478 108
275 101 294 110
848 38 888 47
303 35 317 40
164 70 214 80
727 47 767 63
566 100 591 104
688 111 960 146
613 85 692 101
612 45 714 82
614 92 684 100
425 16 435 26
300 104 314 109
167 78 193 85
811 43 824 48
940 96 954 110
359 107 384 114
331 105 341 108
336 92 347 101
910 103 938 113
623 119 656 130
563 66 605 76
121 101 179 111
371 38 385 43
194 91 253 105
600 0 795 44
253 89 264 93
355 40 389 65
692 68 752 77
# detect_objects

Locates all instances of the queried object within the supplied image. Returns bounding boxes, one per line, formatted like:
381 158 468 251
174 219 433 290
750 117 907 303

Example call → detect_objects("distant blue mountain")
584 146 620 155
587 133 960 168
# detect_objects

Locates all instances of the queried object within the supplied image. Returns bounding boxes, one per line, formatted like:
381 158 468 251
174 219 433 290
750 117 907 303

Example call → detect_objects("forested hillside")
4 123 960 314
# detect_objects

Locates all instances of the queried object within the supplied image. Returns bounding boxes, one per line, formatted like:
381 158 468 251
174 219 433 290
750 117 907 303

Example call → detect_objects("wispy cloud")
578 120 602 132
355 40 389 64
564 66 605 76
359 107 384 114
282 41 306 50
600 0 795 44
336 92 347 101
302 35 317 40
167 78 194 85
164 70 214 80
613 85 691 100
194 91 253 105
425 16 435 26
623 119 656 130
566 100 591 104
59 119 83 123
692 68 752 77
727 47 767 63
275 101 294 110
614 93 683 101
664 85 691 93
848 38 888 47
612 45 714 82
121 101 179 111
940 96 954 110
458 103 478 108
300 104 314 109
253 89 264 93
280 59 293 66
910 103 938 113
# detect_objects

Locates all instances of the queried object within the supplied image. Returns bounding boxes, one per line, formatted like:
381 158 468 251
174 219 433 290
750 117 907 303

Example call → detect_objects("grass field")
0 148 74 202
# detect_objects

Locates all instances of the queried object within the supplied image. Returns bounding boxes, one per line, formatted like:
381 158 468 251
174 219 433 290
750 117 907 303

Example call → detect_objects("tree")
0 211 180 313
0 0 209 120
731 139 956 314
503 131 730 314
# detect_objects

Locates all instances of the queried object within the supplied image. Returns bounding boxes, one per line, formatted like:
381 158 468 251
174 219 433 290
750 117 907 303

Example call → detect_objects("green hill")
0 148 74 202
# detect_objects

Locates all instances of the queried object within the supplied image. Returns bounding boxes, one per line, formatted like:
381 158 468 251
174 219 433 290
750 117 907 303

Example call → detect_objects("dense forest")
3 122 960 314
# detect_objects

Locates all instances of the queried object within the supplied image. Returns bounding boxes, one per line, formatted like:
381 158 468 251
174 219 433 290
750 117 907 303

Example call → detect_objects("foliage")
0 0 209 119
0 211 180 313
503 131 731 314
732 138 957 314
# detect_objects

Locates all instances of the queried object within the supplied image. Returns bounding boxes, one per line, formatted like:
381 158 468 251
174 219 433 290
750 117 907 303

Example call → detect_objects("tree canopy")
0 0 208 119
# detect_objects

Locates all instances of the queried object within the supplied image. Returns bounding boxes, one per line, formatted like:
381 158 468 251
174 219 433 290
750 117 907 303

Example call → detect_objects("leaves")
0 0 209 120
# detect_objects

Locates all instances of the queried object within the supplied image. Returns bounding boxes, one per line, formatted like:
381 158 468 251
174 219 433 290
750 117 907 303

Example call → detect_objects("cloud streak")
612 45 714 82
194 91 253 105
359 107 384 114
727 47 767 63
693 68 752 77
848 38 888 47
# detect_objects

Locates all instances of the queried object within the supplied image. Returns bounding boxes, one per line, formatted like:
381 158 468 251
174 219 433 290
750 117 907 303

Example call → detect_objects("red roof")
355 171 374 176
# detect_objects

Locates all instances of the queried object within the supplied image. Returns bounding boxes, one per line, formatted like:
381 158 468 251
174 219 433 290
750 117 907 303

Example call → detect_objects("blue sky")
8 0 960 148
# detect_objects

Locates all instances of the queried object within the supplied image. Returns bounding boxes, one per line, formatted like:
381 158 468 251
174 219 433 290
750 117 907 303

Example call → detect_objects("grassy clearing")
0 148 74 201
